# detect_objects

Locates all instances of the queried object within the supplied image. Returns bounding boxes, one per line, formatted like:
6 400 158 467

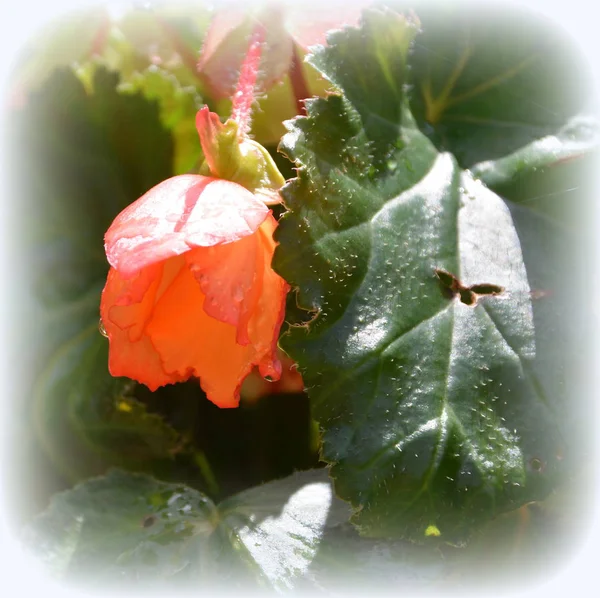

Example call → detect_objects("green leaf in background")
274 7 577 541
33 328 186 479
118 65 203 174
10 4 209 176
101 4 212 174
23 469 358 591
470 114 600 226
397 0 592 167
110 2 211 83
22 469 218 585
10 67 187 518
24 468 587 592
11 4 211 100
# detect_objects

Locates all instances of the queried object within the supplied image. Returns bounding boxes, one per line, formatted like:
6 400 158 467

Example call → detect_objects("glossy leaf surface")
274 8 573 541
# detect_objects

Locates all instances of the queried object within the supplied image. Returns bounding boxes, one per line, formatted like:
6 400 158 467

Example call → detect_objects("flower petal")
185 233 261 346
100 261 189 390
251 215 290 381
140 260 246 407
105 175 269 278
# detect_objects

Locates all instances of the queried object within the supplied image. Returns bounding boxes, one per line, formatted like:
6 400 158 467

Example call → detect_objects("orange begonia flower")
100 24 294 409
100 175 289 408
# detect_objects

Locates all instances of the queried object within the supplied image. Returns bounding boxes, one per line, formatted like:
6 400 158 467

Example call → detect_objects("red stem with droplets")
231 24 266 136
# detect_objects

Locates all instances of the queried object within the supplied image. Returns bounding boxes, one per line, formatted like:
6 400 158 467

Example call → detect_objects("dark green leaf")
11 4 211 175
399 0 591 166
307 8 419 168
33 324 185 481
275 9 564 541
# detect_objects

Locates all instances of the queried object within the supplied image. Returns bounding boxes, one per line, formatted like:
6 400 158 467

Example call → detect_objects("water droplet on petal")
233 286 244 303
99 319 108 338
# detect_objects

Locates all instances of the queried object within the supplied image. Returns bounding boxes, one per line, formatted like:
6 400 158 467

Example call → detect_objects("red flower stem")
231 24 266 136
289 44 310 116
